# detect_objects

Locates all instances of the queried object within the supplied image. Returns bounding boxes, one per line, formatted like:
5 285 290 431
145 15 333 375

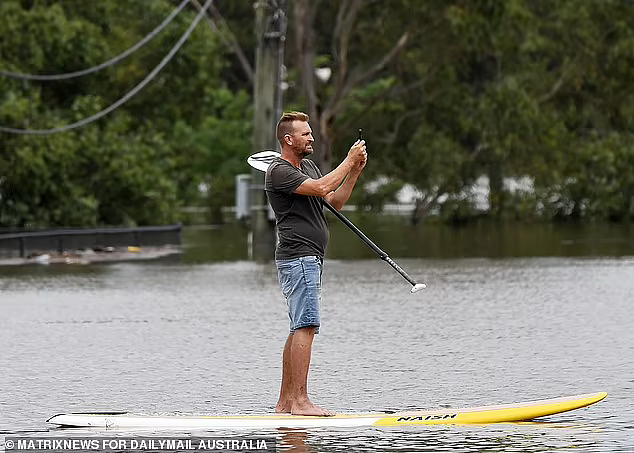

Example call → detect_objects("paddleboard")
47 392 606 429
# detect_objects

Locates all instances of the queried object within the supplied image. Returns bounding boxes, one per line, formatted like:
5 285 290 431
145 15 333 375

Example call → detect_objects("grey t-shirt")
265 157 329 259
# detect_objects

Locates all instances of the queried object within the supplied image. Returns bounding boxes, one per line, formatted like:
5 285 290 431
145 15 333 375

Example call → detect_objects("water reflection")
275 423 608 452
183 220 634 263
277 429 313 453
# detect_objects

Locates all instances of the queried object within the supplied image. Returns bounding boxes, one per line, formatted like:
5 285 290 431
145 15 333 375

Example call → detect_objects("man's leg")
288 327 333 416
276 256 332 416
275 333 293 413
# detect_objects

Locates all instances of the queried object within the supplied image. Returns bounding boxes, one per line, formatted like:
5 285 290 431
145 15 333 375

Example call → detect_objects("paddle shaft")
322 200 420 288
343 128 421 289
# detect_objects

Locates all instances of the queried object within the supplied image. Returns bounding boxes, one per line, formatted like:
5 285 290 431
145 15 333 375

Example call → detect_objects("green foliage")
0 0 248 227
538 133 634 221
171 88 252 223
2 0 634 228
319 0 634 223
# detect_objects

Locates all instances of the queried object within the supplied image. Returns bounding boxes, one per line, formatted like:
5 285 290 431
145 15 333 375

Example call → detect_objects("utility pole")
251 1 286 261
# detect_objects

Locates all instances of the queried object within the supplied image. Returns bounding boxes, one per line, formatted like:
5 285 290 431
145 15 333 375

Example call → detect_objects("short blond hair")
276 111 309 147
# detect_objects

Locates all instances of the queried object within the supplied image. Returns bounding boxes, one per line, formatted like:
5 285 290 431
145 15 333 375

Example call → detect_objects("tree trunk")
291 0 406 172
292 0 327 169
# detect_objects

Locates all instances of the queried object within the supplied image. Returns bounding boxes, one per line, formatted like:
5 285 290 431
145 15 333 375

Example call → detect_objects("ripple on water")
1 257 632 451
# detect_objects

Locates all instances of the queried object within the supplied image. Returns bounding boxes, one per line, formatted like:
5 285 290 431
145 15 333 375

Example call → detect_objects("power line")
0 0 214 135
0 0 191 81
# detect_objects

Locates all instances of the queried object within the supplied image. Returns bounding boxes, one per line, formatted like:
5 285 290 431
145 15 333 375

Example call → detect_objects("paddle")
247 149 426 293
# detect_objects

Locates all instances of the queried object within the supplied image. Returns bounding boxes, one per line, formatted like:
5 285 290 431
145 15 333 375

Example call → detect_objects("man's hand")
356 149 367 172
347 140 367 167
324 140 367 209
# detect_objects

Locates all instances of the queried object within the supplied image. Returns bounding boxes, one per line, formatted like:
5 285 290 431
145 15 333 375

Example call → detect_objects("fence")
0 224 182 258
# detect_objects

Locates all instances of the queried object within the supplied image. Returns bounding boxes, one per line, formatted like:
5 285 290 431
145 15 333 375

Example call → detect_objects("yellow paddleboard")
47 392 606 429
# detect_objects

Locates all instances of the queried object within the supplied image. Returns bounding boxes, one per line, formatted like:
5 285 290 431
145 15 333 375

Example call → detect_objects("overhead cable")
0 0 191 81
0 0 213 135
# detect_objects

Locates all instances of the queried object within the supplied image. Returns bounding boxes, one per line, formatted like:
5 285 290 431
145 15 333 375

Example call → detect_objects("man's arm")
324 164 364 211
294 158 355 197
295 140 366 197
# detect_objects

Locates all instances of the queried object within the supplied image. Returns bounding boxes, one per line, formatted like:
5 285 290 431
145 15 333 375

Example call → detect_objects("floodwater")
1 222 634 452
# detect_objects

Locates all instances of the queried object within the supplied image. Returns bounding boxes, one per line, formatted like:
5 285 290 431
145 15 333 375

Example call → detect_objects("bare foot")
275 403 291 414
291 400 335 417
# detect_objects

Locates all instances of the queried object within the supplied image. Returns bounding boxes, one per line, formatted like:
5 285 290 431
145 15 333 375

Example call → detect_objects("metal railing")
0 224 182 258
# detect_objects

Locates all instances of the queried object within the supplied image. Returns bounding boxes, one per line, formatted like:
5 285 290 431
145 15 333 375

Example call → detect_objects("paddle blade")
411 283 426 293
247 150 281 172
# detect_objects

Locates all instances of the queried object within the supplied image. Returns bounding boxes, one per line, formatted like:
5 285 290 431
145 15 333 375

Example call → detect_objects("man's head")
276 111 314 157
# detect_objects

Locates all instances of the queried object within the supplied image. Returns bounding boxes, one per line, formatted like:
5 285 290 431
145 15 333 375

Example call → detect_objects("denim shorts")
275 256 323 334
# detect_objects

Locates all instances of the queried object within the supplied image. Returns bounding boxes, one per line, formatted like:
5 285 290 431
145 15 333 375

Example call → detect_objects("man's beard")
296 145 313 158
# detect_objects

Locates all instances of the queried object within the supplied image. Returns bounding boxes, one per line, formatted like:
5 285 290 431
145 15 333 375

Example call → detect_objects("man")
265 111 367 416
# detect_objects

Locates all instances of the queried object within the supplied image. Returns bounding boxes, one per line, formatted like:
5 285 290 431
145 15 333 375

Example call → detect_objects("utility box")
235 174 275 221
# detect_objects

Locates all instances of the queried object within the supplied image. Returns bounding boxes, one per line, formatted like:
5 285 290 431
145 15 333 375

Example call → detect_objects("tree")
347 0 634 223
287 0 409 171
0 0 251 227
